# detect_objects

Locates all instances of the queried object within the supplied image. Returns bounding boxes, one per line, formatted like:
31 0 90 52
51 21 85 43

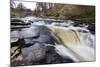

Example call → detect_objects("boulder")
21 42 46 65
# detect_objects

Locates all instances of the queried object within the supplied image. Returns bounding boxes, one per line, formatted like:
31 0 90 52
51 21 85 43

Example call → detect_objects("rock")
35 26 60 45
11 39 25 65
11 54 23 67
21 42 46 65
11 38 19 43
37 34 55 45
87 24 95 34
20 27 39 38
11 31 20 38
45 46 74 64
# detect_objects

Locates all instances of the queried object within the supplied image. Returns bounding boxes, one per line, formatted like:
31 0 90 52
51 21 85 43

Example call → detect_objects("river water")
11 17 95 66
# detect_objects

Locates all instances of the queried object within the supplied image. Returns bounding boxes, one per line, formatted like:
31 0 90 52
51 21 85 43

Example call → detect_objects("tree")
17 3 26 10
10 0 16 8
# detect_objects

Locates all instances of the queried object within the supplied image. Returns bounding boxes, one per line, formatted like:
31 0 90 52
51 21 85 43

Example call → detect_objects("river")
11 16 95 66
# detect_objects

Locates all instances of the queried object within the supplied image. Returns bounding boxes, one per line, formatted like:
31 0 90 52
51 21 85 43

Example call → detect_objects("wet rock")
11 39 25 66
11 25 75 66
22 45 74 65
45 46 74 64
37 34 55 45
36 26 60 44
11 39 25 49
21 42 46 65
87 24 95 34
11 31 20 38
20 27 39 38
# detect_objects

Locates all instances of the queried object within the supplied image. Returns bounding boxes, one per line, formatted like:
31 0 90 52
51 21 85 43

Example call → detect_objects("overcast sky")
13 1 37 11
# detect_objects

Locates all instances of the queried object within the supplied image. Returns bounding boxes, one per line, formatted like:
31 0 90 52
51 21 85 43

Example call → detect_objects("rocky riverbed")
11 17 95 67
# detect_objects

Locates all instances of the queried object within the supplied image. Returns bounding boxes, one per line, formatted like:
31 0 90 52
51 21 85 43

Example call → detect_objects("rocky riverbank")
11 17 95 66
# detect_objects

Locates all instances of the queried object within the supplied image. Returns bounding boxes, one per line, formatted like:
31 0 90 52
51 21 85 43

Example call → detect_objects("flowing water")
47 25 95 62
11 17 95 65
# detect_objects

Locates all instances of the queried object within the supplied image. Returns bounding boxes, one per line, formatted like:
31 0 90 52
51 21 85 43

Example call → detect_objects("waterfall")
11 17 95 63
49 25 95 62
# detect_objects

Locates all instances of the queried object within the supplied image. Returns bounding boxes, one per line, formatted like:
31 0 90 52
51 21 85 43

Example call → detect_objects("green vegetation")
11 2 95 23
11 3 33 17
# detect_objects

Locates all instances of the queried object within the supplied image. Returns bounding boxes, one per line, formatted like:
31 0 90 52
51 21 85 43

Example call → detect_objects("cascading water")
11 17 95 65
51 26 95 62
46 20 95 62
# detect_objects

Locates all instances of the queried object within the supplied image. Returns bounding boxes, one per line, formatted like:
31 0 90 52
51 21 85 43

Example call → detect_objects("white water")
11 17 95 62
49 25 95 62
46 20 95 62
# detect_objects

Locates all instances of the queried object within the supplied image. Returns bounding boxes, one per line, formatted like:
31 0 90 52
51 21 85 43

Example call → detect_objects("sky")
13 1 37 11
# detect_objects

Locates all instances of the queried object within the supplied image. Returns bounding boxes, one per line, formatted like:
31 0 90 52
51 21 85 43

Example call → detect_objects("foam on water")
11 17 95 62
47 24 95 62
